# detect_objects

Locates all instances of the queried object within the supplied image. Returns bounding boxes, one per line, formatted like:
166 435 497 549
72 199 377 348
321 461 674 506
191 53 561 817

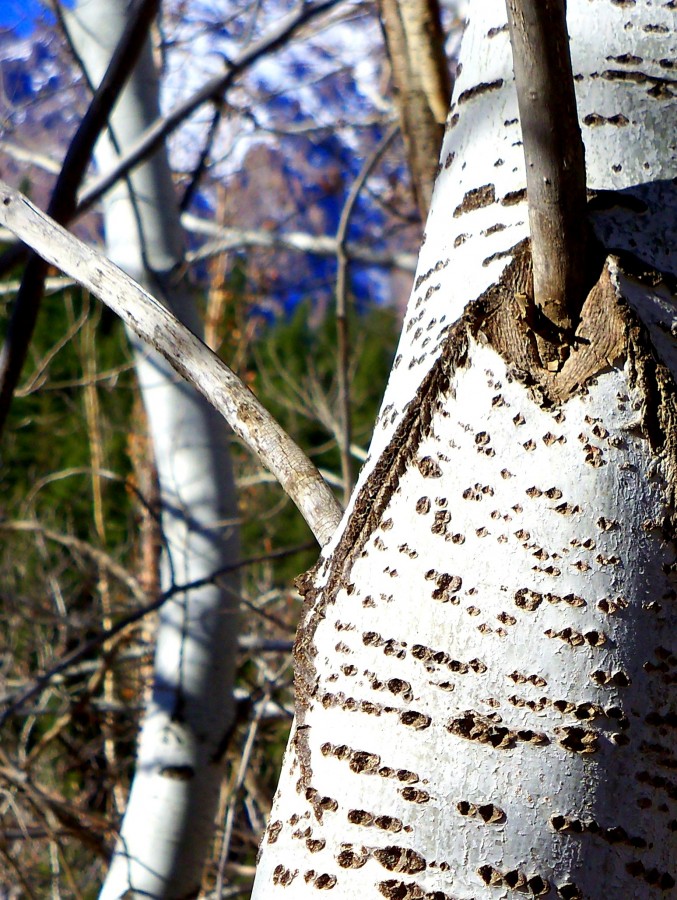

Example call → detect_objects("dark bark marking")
544 627 607 648
336 845 369 868
445 113 459 131
399 710 432 729
458 78 504 104
373 846 427 875
414 258 449 290
292 243 677 834
606 53 643 64
457 800 506 824
418 456 442 477
583 112 630 126
602 68 677 89
500 187 527 206
453 183 496 217
307 838 326 853
447 710 548 749
400 786 430 803
590 669 631 687
624 864 675 891
482 245 522 268
273 864 298 886
478 864 549 894
267 821 283 844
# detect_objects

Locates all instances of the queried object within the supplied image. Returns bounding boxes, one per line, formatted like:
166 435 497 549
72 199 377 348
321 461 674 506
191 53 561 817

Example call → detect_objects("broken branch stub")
505 0 590 337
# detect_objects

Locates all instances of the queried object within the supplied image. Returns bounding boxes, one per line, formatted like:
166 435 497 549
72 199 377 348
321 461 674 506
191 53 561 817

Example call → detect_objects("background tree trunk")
378 0 451 220
67 2 241 897
252 0 677 895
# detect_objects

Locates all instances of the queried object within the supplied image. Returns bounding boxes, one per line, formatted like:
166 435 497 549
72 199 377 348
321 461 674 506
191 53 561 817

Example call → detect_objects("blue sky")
0 0 59 36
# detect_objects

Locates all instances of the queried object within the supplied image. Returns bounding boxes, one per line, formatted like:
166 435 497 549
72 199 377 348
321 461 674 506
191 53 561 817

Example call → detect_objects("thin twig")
179 103 224 212
335 122 399 504
183 215 417 272
0 0 342 278
76 0 342 217
215 687 271 897
0 542 312 724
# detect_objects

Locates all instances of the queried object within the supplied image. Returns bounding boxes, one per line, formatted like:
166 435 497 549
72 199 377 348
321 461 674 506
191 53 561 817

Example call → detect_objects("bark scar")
291 242 677 818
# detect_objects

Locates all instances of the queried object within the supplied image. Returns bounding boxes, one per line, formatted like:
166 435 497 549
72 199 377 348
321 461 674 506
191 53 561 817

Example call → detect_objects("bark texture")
252 1 677 896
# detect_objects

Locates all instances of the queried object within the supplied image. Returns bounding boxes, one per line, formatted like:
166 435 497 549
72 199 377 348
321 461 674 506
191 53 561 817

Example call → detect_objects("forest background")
0 0 462 895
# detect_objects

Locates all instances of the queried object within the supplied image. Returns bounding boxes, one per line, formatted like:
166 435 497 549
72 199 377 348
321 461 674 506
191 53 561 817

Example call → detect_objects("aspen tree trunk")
67 3 240 897
252 1 677 896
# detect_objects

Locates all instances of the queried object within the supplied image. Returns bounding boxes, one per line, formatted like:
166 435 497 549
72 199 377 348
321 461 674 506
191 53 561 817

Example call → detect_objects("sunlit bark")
252 1 677 895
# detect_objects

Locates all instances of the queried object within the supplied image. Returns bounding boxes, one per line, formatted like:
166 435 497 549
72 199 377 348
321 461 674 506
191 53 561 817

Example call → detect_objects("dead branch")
379 0 451 219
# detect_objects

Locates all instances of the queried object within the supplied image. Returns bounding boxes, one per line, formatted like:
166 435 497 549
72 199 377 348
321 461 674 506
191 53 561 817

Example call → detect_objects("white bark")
252 1 677 896
69 3 238 896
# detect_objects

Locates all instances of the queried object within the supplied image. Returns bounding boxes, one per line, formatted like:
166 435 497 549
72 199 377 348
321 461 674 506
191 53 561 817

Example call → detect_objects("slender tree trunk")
252 1 677 895
67 3 241 897
379 0 451 220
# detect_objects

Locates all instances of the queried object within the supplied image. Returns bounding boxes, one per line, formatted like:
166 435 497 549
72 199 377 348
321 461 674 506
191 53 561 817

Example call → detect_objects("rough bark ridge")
252 1 676 896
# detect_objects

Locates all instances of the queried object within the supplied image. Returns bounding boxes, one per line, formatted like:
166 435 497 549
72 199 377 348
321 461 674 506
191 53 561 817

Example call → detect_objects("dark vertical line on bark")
505 0 589 335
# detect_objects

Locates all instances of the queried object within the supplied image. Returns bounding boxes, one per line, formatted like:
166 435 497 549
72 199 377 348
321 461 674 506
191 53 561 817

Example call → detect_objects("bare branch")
182 214 418 272
0 0 342 278
0 0 160 435
335 123 399 504
1 520 147 604
505 0 589 334
0 540 310 725
0 181 343 547
76 0 342 216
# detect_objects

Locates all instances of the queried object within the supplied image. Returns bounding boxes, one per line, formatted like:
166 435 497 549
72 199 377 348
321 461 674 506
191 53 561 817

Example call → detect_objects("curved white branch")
0 181 343 547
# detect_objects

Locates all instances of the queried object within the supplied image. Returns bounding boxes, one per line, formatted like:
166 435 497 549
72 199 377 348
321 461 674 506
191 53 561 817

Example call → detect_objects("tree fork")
505 0 589 339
